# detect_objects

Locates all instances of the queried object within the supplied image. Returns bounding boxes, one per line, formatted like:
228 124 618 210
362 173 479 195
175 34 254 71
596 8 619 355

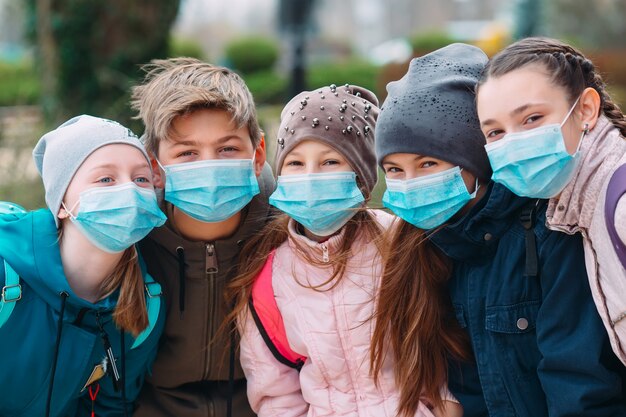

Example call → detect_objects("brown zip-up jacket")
134 164 275 417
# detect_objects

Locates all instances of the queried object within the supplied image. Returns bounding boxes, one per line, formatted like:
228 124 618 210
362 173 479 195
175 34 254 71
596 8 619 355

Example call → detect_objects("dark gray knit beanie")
275 84 380 196
375 43 492 180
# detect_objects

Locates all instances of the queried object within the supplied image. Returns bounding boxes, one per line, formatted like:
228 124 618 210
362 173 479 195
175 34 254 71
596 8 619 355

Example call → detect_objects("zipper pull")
96 313 121 392
206 243 219 275
321 244 329 263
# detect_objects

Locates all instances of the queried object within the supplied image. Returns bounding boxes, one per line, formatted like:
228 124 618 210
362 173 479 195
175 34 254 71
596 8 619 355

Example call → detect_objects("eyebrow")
382 154 424 165
481 102 548 128
90 163 149 172
169 135 245 147
287 148 338 158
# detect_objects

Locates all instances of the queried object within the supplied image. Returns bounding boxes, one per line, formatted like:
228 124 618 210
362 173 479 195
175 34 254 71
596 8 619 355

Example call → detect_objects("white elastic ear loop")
459 167 480 198
61 200 80 220
559 95 586 155
470 177 480 198
155 158 166 171
560 95 582 128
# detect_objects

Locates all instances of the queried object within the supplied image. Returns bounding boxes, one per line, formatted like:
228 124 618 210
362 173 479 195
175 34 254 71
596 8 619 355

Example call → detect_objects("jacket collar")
547 116 626 233
429 182 531 262
286 218 346 263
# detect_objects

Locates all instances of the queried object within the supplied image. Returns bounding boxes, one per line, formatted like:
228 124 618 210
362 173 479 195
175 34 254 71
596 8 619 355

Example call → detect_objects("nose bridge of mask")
64 182 147 219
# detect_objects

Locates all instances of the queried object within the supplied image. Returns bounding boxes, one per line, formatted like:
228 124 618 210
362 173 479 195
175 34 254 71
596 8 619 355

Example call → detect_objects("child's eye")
98 177 114 183
220 146 238 153
322 159 340 166
177 150 195 158
421 161 437 169
485 129 504 140
524 114 543 125
385 167 403 173
285 160 303 166
134 177 150 184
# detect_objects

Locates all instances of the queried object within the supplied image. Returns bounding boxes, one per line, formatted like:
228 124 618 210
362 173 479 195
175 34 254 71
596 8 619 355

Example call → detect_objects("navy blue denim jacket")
430 183 626 417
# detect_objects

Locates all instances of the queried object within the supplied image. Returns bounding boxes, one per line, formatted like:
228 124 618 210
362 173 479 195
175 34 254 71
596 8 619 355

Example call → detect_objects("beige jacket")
546 115 626 365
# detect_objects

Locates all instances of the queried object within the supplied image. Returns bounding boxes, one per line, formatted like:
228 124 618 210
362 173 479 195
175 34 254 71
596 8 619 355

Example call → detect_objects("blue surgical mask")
269 172 365 237
383 166 478 230
485 97 585 198
158 158 260 223
63 183 166 253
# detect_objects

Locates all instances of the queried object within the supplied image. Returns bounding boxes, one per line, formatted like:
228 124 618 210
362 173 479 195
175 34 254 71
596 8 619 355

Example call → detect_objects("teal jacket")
0 209 165 417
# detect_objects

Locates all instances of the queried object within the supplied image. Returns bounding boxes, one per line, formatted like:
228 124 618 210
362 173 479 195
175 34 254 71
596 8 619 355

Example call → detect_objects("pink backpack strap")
249 250 306 370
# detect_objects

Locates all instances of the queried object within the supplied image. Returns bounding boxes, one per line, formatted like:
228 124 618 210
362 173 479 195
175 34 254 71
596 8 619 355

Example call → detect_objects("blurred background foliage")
0 0 625 209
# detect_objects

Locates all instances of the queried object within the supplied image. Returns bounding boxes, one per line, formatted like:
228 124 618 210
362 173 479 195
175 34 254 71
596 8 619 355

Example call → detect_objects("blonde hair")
100 246 149 337
131 58 261 155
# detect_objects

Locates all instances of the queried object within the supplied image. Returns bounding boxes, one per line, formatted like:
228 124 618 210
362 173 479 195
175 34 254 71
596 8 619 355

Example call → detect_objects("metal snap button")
483 232 493 241
516 317 529 331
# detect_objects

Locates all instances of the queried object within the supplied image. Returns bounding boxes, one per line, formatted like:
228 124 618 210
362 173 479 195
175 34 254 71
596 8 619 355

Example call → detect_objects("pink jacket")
238 210 445 417
546 115 626 365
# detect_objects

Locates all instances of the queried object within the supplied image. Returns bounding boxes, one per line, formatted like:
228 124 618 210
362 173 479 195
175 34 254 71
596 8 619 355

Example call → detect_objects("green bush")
0 60 41 106
410 31 456 54
306 59 380 95
168 36 206 60
243 71 288 105
225 37 280 74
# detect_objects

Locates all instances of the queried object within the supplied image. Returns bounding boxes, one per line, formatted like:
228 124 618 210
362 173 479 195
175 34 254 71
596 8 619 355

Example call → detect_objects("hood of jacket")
429 182 533 262
547 115 626 233
0 208 119 313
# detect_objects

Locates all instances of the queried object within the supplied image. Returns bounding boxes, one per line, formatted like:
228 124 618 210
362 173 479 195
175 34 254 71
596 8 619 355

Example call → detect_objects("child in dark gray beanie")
373 43 626 417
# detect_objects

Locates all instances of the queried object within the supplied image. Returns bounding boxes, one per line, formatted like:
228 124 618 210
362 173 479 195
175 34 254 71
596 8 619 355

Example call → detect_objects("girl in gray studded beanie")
374 43 626 417
228 85 460 416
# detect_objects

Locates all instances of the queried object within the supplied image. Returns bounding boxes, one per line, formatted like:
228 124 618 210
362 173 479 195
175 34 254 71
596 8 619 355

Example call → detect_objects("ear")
253 133 267 177
150 153 165 189
579 87 601 131
57 206 69 220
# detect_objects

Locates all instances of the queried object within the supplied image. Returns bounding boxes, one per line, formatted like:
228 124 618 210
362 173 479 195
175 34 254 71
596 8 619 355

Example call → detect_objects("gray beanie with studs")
33 114 149 226
275 84 380 196
375 43 492 180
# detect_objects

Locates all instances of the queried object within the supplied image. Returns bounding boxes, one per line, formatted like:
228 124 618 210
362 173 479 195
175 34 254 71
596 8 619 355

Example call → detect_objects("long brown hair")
226 208 383 331
478 37 626 136
371 219 470 416
99 246 149 336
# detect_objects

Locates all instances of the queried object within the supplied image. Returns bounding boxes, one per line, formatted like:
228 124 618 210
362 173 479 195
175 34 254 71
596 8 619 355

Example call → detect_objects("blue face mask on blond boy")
157 157 260 223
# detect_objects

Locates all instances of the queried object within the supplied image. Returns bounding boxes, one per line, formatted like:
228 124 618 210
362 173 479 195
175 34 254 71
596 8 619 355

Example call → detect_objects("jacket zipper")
321 243 329 263
204 243 219 379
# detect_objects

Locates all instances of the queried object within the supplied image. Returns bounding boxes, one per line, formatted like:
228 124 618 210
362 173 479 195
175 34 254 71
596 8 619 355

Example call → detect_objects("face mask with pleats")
269 171 364 237
485 96 585 198
63 182 166 253
383 166 478 230
158 158 260 223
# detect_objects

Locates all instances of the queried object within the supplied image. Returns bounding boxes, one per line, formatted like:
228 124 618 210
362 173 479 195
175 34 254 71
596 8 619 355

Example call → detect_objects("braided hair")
478 37 626 137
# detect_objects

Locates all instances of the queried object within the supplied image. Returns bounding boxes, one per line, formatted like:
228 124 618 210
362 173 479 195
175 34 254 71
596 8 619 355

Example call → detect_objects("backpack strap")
131 273 162 349
520 199 546 278
0 260 21 328
605 164 626 269
249 251 306 371
0 202 26 329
